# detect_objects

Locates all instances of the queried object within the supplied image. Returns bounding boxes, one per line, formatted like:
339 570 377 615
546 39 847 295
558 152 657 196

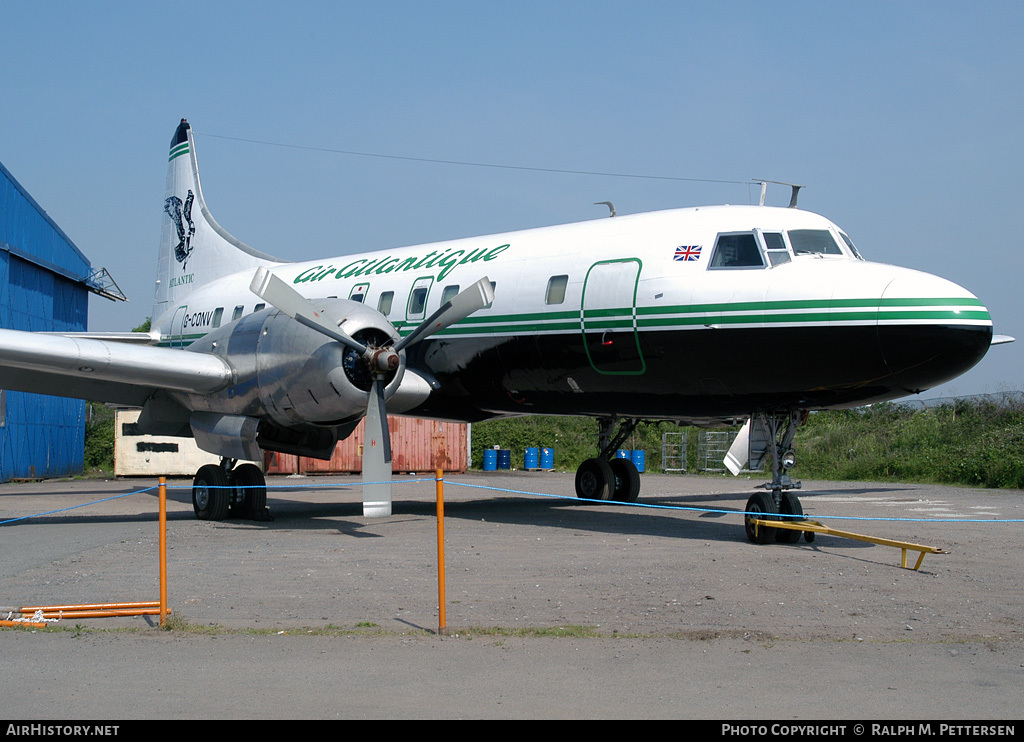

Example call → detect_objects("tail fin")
154 119 283 319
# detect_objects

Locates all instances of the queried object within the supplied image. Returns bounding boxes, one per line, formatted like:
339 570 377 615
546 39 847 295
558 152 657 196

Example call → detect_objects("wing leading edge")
0 328 231 407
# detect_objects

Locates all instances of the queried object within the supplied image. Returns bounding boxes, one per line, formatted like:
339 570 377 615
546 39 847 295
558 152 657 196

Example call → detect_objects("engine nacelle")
179 298 405 428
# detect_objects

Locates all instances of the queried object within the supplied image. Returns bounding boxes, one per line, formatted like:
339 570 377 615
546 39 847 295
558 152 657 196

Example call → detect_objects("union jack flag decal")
674 245 701 261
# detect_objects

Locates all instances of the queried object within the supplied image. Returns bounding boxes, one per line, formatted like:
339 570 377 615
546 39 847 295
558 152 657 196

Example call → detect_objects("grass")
81 397 1024 489
471 400 1024 489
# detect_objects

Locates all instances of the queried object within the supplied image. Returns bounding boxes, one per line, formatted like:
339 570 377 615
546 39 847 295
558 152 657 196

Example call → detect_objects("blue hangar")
0 159 123 481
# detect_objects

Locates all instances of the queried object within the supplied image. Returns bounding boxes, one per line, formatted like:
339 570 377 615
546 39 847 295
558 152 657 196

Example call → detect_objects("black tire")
193 464 230 521
575 458 614 500
229 464 267 520
609 457 641 502
744 491 778 545
775 490 803 544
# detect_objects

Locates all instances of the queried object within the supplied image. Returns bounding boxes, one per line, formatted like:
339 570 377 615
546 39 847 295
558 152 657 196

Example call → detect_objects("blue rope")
0 485 159 525
3 476 1022 526
441 479 1024 524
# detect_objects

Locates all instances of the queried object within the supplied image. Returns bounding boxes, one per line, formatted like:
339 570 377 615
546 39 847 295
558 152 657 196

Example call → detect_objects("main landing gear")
192 458 270 522
741 410 812 545
574 417 642 503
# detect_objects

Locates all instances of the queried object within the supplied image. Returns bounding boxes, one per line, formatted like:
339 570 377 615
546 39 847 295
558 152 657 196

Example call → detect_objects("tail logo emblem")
164 190 196 270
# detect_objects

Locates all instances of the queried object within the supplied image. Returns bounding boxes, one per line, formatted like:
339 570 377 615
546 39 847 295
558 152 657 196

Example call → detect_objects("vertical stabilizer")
154 119 283 319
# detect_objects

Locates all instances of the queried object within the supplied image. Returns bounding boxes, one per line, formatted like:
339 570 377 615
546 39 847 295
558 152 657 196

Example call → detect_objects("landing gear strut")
192 458 269 521
574 417 642 503
742 410 811 545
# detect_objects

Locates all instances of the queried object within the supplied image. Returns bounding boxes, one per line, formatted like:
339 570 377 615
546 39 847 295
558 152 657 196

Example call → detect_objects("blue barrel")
524 447 539 469
540 447 554 470
483 449 497 471
497 449 512 469
615 449 629 459
630 449 646 473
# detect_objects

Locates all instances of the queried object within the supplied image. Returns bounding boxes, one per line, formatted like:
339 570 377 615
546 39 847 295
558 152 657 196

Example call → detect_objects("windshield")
788 229 842 255
839 232 864 260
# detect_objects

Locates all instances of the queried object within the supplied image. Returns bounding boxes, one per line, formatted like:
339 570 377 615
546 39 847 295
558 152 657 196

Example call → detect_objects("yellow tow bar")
751 518 947 570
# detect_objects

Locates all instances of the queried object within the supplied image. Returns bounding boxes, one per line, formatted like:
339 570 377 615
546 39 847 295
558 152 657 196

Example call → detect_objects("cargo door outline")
581 258 645 375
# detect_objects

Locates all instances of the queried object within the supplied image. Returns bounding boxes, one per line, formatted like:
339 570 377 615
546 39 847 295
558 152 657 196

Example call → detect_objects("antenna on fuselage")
594 201 616 217
755 180 805 208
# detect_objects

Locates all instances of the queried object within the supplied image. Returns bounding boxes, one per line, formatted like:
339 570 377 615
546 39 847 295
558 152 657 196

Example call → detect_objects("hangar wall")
0 160 91 480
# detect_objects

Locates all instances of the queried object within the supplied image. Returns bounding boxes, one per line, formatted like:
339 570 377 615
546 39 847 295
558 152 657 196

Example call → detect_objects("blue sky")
1 1 1021 397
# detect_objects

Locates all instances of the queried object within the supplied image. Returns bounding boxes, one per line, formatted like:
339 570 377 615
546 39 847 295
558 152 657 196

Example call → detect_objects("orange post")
159 476 168 627
435 469 447 636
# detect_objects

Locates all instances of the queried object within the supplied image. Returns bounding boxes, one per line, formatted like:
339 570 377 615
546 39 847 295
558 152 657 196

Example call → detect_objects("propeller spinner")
250 267 494 517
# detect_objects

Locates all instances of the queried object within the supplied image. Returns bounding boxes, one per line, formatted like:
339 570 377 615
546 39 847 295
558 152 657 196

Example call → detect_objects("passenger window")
789 229 842 255
710 233 765 268
231 305 244 321
440 285 460 304
546 275 568 305
377 291 394 316
211 307 224 328
409 288 428 315
407 277 433 320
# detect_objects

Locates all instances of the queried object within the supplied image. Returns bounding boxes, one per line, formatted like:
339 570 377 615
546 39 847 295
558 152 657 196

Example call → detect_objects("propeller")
250 267 494 517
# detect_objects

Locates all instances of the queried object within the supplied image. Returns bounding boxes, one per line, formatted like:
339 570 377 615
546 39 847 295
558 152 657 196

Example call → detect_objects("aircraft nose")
877 271 993 394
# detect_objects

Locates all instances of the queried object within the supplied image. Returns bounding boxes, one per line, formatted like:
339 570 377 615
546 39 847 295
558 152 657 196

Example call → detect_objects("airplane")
0 119 1011 543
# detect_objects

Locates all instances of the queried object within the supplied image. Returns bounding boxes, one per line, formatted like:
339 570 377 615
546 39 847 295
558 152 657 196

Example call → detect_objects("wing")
0 328 231 406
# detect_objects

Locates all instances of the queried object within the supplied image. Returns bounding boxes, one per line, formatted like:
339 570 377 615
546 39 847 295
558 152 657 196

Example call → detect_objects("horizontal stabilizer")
43 331 160 345
992 335 1015 345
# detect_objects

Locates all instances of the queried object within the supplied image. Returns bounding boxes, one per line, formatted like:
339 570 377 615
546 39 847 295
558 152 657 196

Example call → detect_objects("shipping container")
265 417 467 474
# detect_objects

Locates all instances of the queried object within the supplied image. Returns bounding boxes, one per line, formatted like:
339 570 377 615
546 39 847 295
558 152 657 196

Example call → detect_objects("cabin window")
211 308 224 328
377 291 394 316
254 303 265 313
409 288 428 315
789 229 842 255
231 305 244 322
762 232 791 267
440 285 460 304
709 233 765 268
546 275 568 305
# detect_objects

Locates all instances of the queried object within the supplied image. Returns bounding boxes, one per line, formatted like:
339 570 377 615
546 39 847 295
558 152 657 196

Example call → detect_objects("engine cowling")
180 298 405 428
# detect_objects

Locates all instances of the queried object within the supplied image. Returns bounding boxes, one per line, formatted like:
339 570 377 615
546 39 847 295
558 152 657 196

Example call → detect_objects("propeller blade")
362 379 393 518
250 267 367 353
394 277 493 352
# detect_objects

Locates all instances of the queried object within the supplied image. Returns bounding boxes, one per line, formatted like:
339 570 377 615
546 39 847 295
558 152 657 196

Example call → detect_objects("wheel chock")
751 518 946 570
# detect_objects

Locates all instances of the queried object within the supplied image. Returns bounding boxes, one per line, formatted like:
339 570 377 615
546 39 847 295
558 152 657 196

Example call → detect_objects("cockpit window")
839 232 864 260
762 231 791 266
788 229 842 255
710 233 765 268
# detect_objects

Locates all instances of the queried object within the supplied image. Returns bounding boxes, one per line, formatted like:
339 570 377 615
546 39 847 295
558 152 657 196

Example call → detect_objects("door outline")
581 258 645 375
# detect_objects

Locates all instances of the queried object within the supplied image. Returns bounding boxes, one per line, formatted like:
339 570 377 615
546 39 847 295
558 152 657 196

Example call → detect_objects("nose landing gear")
740 410 811 545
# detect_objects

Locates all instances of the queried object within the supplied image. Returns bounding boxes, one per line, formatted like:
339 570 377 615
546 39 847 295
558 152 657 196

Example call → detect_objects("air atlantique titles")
291 243 510 284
